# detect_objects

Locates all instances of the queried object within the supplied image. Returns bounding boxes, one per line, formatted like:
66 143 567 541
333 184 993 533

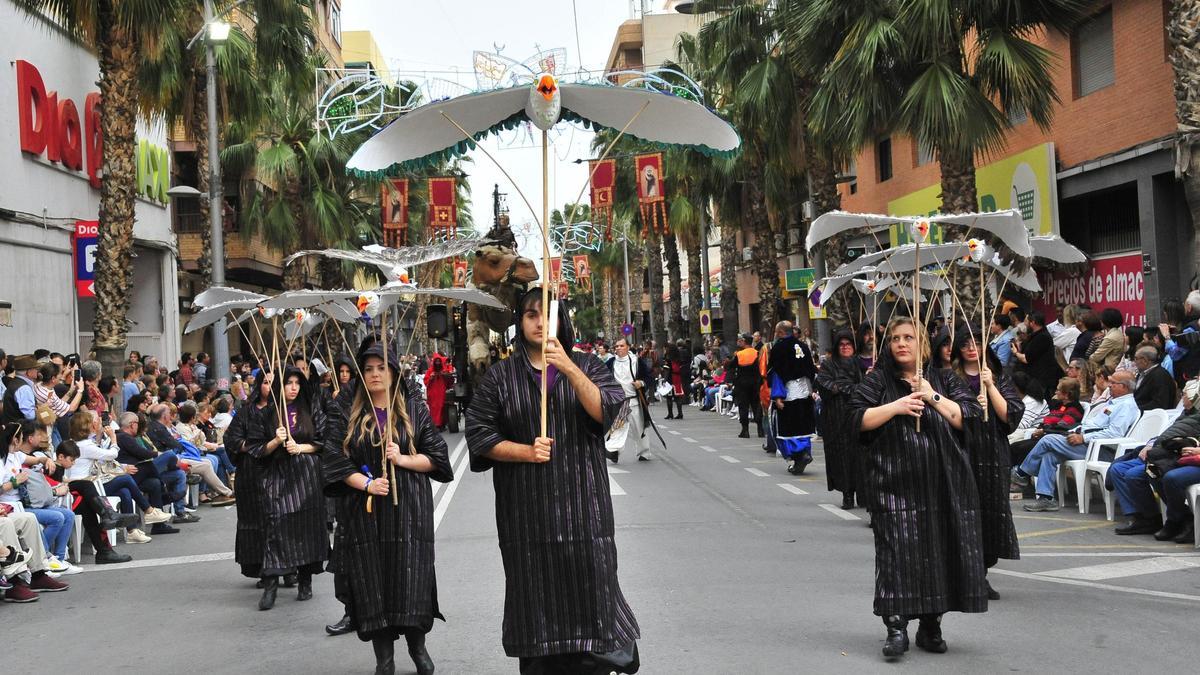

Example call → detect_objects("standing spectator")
1052 305 1081 370
1166 291 1200 382
0 349 8 406
178 353 195 387
989 315 1015 371
193 352 210 387
728 333 764 438
1072 310 1102 361
661 344 690 420
1132 345 1177 410
1089 308 1125 371
80 360 107 415
1012 311 1062 395
1 355 40 426
121 364 142 412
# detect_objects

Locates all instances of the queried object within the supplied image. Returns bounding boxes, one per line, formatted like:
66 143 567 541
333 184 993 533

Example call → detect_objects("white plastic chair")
1188 483 1200 550
1070 409 1172 517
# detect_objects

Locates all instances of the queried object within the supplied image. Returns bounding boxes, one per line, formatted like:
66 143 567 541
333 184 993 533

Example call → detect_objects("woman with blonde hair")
851 317 987 658
1065 358 1094 400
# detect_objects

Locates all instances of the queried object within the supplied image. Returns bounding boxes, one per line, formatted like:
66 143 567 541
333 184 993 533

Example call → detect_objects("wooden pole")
380 306 396 505
980 262 989 422
541 129 550 439
913 240 922 433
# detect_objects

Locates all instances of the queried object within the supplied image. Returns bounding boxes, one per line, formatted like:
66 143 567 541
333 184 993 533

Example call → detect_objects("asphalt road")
9 401 1200 674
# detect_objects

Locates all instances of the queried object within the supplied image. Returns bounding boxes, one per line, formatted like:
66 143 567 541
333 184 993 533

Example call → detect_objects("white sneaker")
58 562 84 576
143 508 171 525
125 529 152 544
45 556 71 573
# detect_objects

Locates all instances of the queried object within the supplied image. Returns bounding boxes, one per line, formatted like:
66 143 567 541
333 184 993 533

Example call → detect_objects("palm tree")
14 0 190 376
138 0 313 285
1168 1 1200 267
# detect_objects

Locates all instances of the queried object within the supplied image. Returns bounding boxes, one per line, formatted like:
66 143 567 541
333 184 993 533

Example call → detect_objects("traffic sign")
698 309 712 334
621 323 634 336
784 267 815 293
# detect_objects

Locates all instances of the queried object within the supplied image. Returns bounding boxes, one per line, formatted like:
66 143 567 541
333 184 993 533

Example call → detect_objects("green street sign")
784 268 815 293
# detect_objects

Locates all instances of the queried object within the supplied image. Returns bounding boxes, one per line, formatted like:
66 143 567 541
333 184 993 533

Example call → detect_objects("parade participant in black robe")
768 320 816 436
224 371 273 580
850 317 988 659
951 330 1021 598
244 366 328 610
466 288 641 674
323 342 452 675
816 330 863 509
929 327 953 370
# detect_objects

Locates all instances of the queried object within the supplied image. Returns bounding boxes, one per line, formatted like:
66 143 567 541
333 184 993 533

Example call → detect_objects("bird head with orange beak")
526 72 561 131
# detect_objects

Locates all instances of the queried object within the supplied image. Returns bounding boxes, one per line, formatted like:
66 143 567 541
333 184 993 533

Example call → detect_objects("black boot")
738 424 750 438
90 495 138 530
282 573 298 588
372 636 396 675
258 576 278 611
297 572 313 601
915 614 947 653
881 615 909 658
841 493 856 510
326 613 355 636
986 578 1000 600
406 631 435 675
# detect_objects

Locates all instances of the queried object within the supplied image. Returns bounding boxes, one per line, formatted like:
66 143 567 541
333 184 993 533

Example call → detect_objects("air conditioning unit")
741 246 754 262
802 200 815 221
788 227 802 247
774 234 786 252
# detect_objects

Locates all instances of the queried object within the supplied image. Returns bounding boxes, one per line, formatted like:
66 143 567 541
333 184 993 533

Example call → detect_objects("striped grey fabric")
465 344 641 658
244 397 329 576
958 371 1022 567
850 366 989 617
225 400 270 578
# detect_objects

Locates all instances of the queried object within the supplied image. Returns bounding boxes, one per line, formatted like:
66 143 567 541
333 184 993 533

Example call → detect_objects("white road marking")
682 437 697 443
433 438 470 532
609 479 627 496
607 466 630 474
720 455 740 464
1036 556 1200 581
777 483 807 495
433 437 467 499
990 567 1200 603
82 551 234 573
1021 552 1200 558
667 430 681 436
744 468 769 477
700 446 717 453
819 503 861 521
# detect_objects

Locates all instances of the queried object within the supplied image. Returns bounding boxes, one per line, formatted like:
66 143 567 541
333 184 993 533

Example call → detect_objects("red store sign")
1033 251 1146 327
16 59 103 188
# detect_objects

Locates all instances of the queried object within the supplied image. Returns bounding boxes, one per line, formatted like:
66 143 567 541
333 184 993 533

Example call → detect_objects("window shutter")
1076 9 1115 96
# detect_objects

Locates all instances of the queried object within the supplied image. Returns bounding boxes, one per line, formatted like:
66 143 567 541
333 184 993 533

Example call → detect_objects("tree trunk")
747 165 779 335
193 79 213 286
629 236 646 342
1168 0 1200 289
715 209 739 345
663 231 685 343
646 234 667 347
602 268 615 341
686 234 703 350
939 149 981 325
92 7 139 378
808 151 849 330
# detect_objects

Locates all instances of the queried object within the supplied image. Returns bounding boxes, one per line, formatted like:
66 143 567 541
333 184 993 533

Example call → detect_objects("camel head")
473 244 539 287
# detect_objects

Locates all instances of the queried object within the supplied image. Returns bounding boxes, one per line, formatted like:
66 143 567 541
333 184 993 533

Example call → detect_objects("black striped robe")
244 399 329 576
225 400 269 579
323 393 453 641
850 367 989 617
465 346 641 658
815 354 863 495
958 371 1022 567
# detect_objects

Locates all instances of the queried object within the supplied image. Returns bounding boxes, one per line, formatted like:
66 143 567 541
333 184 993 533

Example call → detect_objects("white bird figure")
381 265 414 288
356 291 381 319
525 73 560 131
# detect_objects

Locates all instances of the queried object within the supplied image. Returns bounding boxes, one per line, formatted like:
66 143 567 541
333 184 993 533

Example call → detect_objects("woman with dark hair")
928 327 953 371
816 330 865 508
1074 310 1103 361
662 344 690 420
1008 377 1086 468
1089 307 1126 370
244 366 328 610
466 288 641 673
323 341 451 675
951 330 1022 599
850 317 987 658
1008 372 1049 442
224 370 273 581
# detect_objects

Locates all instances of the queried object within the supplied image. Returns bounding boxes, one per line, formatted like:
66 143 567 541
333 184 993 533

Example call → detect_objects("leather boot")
406 631 435 675
915 614 947 653
258 576 278 611
738 424 750 438
881 615 909 657
297 572 313 601
372 636 395 675
325 613 355 636
90 495 138 530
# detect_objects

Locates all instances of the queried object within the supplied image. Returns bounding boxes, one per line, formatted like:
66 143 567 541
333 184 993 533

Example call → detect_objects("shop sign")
1032 251 1146 327
888 143 1060 245
73 220 98 298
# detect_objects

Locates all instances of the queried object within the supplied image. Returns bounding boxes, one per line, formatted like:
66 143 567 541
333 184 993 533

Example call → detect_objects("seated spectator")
1008 377 1086 471
179 403 235 483
147 403 234 506
1065 358 1094 401
1109 407 1200 543
131 412 197 525
1132 345 1178 411
0 507 69 601
0 420 78 574
80 360 108 416
1007 372 1050 444
49 441 135 563
1091 365 1115 406
1011 370 1137 511
211 398 234 437
1119 326 1145 374
65 410 171 544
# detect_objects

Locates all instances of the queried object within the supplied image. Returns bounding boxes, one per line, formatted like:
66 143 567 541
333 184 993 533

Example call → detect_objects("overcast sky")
341 0 641 269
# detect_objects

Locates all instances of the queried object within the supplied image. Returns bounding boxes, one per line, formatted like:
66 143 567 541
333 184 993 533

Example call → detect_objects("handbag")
655 380 673 398
91 459 127 482
22 471 58 508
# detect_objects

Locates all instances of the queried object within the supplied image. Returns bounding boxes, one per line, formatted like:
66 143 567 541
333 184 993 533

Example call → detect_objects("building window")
915 139 935 167
328 1 341 46
1007 105 1028 126
847 158 858 195
1073 7 1114 97
1060 183 1140 256
877 138 893 182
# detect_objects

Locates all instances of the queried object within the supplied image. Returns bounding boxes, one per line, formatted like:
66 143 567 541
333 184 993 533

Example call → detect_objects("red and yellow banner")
573 254 592 293
588 158 616 241
380 178 408 248
635 152 668 238
428 177 458 237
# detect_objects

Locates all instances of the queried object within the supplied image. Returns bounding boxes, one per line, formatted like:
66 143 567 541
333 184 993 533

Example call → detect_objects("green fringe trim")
345 93 741 179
